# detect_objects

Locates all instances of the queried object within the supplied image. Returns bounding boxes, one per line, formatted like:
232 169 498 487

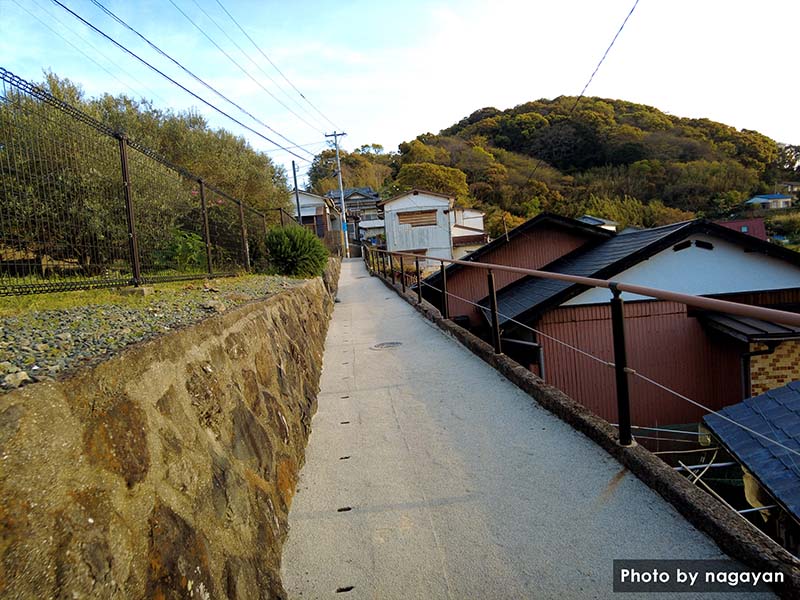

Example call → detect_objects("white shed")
290 190 341 238
379 189 454 264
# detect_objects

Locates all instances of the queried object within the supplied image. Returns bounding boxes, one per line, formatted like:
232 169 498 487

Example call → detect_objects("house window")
741 226 749 233
398 210 437 227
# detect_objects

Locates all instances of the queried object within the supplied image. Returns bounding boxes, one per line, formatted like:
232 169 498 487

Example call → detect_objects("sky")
2 0 799 187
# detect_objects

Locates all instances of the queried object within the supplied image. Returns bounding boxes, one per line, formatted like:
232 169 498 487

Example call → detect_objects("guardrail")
362 245 800 448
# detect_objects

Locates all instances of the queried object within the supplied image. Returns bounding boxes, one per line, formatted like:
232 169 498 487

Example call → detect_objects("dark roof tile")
703 381 800 520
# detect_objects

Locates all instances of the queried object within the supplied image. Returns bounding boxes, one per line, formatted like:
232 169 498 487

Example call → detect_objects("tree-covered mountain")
310 97 799 237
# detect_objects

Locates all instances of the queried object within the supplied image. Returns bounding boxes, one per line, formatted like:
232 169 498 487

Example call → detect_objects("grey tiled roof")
704 381 800 520
488 221 693 325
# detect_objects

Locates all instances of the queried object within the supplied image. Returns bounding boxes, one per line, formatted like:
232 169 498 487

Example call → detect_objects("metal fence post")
415 257 422 304
487 269 503 354
198 179 213 276
238 201 250 270
390 254 396 285
610 284 633 446
117 133 142 286
399 256 405 293
440 261 449 319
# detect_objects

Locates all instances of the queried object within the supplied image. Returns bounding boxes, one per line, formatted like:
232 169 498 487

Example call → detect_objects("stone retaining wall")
0 259 340 599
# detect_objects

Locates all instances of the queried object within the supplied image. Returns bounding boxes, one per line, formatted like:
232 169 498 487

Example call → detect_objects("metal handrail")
363 244 800 448
368 248 800 328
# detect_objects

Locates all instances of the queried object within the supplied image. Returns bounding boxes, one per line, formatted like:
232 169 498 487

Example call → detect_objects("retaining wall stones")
0 259 340 599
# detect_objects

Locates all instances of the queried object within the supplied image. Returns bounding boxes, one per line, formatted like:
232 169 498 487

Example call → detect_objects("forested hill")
310 97 800 237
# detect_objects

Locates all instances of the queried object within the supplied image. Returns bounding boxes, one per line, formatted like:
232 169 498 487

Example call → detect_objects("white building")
450 207 489 259
289 190 341 239
379 189 454 265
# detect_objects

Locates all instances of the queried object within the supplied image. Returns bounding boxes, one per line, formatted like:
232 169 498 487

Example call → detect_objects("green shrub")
265 226 328 277
154 229 208 271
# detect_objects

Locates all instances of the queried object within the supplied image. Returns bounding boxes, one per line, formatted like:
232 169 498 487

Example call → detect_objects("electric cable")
50 0 311 162
213 0 341 131
186 0 328 132
167 0 324 134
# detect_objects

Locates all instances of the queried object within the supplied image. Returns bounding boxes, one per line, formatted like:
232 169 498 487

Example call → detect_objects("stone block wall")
0 260 339 599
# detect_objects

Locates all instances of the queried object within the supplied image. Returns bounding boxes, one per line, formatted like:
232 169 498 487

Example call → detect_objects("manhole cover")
371 342 402 350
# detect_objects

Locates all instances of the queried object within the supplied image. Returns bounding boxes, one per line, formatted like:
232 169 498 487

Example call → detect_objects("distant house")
715 218 767 241
290 190 341 238
746 194 793 210
380 189 454 265
324 186 381 217
358 219 385 244
325 187 381 243
425 214 800 428
450 207 489 259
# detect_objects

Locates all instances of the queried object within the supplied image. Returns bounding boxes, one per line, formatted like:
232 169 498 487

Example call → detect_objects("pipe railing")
363 245 800 448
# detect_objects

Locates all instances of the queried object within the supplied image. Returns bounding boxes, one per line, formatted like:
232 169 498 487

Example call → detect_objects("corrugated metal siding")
537 301 744 427
447 228 591 324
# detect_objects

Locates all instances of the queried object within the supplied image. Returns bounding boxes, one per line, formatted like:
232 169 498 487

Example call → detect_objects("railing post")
238 201 250 270
415 257 422 304
440 261 449 319
487 269 502 354
399 256 405 293
198 179 213 276
610 284 633 446
117 133 142 286
391 254 396 285
381 251 386 278
280 209 286 227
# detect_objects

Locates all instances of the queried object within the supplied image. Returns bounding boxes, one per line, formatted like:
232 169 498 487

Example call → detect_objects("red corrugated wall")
447 228 593 324
536 301 744 427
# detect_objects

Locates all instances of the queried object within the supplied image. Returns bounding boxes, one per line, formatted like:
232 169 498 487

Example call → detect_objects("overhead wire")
166 0 324 135
186 0 328 132
87 0 314 158
213 0 341 131
13 0 165 104
523 0 641 185
50 0 311 162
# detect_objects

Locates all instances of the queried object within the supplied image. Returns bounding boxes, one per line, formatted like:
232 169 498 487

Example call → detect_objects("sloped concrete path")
281 259 765 599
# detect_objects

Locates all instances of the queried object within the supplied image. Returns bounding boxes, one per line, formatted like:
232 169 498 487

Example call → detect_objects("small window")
740 225 749 233
398 210 437 227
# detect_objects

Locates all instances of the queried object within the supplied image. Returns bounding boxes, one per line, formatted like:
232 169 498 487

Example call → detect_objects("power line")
56 0 311 161
186 0 328 132
213 0 342 131
166 0 324 135
12 0 135 97
524 0 641 185
23 0 171 106
263 140 327 153
86 0 314 158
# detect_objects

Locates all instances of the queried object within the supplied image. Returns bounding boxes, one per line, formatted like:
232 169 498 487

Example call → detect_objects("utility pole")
325 131 349 257
292 160 302 226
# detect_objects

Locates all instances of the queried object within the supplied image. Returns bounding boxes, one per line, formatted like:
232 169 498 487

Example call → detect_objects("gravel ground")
0 275 302 393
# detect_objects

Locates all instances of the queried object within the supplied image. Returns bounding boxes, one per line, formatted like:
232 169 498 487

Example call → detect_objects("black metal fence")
0 67 296 296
